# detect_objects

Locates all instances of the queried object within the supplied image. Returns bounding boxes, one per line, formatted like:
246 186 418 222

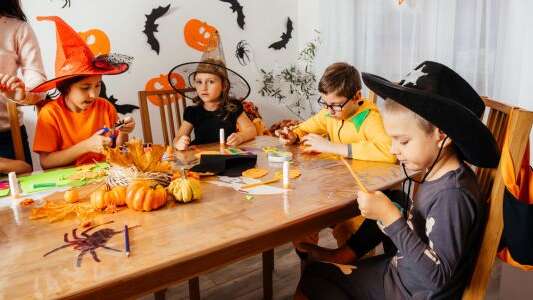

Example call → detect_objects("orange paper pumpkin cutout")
184 19 219 52
144 73 185 106
78 28 111 57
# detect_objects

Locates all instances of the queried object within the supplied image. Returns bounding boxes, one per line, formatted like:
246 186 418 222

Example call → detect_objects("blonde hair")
382 98 435 133
382 98 463 159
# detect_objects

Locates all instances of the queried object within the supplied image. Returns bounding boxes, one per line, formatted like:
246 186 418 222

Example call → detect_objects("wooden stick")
340 157 368 192
241 176 281 189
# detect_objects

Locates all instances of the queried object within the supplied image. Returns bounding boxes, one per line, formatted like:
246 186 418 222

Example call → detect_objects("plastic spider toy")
235 40 251 66
43 221 137 267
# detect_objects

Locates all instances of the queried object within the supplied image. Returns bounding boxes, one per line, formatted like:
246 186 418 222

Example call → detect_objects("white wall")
20 0 320 168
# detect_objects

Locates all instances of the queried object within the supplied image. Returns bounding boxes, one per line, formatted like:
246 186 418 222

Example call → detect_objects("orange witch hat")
32 16 129 93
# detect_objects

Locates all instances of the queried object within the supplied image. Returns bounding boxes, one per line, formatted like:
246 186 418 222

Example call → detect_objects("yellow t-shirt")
293 100 396 163
33 96 117 164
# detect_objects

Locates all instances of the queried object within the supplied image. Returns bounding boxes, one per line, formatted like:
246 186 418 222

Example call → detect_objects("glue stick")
8 172 20 198
282 161 289 189
219 128 225 145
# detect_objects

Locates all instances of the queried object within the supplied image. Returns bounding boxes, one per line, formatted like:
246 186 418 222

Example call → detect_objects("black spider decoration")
235 40 251 66
43 221 138 267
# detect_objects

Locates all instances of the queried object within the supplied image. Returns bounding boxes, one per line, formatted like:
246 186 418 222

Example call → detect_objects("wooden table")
0 137 408 299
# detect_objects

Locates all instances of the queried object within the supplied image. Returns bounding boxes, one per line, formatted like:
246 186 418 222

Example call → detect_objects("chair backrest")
463 98 533 300
138 89 191 145
6 101 25 161
367 90 377 104
475 97 513 200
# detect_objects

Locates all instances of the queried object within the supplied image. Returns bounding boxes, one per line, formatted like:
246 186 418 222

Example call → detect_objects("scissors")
100 119 127 148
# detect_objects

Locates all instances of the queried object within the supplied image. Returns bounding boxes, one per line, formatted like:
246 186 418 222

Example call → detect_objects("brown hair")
193 58 241 120
0 0 27 22
56 76 91 96
318 62 362 99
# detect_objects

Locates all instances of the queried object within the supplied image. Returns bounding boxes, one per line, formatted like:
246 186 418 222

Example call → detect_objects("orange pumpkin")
78 28 111 56
90 186 127 212
184 19 219 52
125 182 168 212
64 189 80 203
144 73 185 106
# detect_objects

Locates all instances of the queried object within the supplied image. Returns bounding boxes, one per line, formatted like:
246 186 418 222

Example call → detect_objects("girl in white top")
0 0 47 173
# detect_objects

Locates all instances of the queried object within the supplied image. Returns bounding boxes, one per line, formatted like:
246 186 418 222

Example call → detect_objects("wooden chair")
367 90 378 104
463 97 533 299
6 101 25 161
138 89 193 145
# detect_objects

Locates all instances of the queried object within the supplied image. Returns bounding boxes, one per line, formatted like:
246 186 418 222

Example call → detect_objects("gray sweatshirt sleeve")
383 188 478 290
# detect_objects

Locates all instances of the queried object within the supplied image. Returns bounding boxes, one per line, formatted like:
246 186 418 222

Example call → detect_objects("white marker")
282 161 290 189
219 128 225 145
8 172 20 198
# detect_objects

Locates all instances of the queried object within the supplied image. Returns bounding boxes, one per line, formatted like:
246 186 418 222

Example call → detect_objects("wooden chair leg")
262 249 274 300
154 288 167 300
188 277 200 300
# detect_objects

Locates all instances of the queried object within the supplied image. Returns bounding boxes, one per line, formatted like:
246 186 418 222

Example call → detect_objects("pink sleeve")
16 23 47 95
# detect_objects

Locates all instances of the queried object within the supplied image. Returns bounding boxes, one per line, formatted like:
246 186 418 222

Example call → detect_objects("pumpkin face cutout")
78 28 111 57
184 19 219 52
144 73 185 106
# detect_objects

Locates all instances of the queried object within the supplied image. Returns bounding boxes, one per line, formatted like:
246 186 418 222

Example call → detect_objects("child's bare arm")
0 157 32 174
39 129 110 169
227 112 256 146
173 121 194 150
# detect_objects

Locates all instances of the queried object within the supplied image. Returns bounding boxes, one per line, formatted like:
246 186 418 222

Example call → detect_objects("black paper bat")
219 0 245 30
99 81 139 114
268 17 293 50
142 4 171 54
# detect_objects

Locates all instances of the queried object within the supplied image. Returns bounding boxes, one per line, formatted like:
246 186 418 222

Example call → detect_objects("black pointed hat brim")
363 72 500 168
168 61 251 101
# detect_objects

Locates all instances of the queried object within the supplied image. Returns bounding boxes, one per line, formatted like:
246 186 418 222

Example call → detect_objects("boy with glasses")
275 62 395 163
275 62 395 260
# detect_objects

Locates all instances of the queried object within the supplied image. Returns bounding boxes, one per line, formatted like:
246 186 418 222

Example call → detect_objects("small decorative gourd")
168 172 202 203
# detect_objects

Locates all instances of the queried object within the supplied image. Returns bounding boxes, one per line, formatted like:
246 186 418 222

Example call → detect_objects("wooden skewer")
340 157 368 193
241 175 281 189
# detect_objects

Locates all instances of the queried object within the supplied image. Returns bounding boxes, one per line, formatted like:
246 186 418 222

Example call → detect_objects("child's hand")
82 129 112 152
301 133 331 153
274 127 298 145
0 74 26 103
118 116 135 134
174 135 190 151
356 191 402 227
226 133 243 146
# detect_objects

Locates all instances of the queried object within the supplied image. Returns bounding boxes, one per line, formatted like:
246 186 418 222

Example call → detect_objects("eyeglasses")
317 97 351 112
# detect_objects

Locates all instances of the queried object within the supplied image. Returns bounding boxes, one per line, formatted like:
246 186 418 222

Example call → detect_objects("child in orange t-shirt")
31 16 134 169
